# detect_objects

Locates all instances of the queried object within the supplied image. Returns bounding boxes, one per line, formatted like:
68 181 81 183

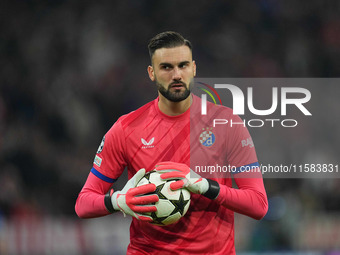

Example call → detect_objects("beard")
156 78 193 102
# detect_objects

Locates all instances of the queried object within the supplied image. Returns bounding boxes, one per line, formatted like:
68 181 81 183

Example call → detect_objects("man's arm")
75 172 112 218
215 170 268 220
75 168 159 221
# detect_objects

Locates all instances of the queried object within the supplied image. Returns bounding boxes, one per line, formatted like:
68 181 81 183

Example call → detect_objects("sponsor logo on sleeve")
94 155 102 167
241 138 254 148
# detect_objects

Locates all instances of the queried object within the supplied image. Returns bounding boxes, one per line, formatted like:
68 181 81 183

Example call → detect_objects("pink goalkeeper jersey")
91 94 261 255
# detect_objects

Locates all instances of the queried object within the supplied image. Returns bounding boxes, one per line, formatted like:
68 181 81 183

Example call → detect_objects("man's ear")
193 60 196 77
147 65 155 81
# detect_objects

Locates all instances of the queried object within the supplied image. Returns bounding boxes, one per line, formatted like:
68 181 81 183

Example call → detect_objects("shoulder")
110 99 156 132
103 99 156 145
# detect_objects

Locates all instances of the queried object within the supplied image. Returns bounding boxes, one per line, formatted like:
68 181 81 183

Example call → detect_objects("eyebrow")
159 61 191 67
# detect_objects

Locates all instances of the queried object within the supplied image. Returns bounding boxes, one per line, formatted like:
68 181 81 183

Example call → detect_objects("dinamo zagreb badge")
199 128 215 147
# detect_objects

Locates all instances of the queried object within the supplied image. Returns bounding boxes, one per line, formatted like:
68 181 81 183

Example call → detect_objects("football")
137 170 191 226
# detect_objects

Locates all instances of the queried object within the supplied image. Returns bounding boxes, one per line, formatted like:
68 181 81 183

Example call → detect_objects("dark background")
1 0 340 254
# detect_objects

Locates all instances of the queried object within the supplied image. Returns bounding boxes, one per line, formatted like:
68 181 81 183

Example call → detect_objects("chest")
125 118 230 172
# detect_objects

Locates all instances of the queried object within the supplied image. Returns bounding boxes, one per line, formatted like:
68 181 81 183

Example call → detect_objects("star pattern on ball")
144 171 152 181
169 191 190 216
154 183 167 200
150 212 168 225
137 171 191 225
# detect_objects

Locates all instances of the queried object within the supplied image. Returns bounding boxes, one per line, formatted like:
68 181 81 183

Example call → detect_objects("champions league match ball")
137 170 191 226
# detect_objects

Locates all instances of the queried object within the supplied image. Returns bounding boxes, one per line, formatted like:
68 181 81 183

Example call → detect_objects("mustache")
169 81 186 87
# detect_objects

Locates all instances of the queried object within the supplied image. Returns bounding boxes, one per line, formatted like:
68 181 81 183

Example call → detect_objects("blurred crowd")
1 0 340 251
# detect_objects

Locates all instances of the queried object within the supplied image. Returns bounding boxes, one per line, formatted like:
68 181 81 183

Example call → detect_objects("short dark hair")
148 31 192 61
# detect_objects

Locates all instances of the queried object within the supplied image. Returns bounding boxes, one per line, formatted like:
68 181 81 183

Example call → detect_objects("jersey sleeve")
226 114 259 173
91 119 127 183
75 171 112 218
75 119 128 218
215 170 268 220
215 113 268 219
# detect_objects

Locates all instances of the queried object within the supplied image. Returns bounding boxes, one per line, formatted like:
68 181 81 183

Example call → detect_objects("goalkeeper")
75 31 268 255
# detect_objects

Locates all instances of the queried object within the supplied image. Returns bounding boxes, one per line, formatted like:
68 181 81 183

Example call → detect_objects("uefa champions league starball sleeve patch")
97 136 105 153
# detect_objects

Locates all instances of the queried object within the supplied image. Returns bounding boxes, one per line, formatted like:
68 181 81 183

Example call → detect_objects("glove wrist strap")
104 188 115 213
203 179 220 200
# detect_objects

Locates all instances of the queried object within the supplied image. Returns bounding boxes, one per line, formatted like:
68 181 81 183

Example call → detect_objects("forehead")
152 45 192 65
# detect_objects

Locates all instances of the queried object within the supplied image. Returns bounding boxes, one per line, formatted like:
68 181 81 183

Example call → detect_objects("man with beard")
75 31 268 254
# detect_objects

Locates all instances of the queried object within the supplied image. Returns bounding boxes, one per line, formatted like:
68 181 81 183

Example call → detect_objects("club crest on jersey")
199 128 215 147
97 136 105 154
141 137 155 149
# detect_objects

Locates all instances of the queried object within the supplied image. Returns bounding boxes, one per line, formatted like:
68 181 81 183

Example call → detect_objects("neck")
158 93 192 116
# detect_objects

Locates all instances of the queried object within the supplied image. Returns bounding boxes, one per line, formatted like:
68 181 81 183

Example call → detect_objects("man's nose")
172 67 182 80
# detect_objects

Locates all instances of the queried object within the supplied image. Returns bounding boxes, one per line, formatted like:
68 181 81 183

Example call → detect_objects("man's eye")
179 63 188 68
161 66 170 70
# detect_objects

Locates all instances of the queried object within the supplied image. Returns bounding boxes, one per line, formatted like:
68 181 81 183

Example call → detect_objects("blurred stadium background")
1 0 340 254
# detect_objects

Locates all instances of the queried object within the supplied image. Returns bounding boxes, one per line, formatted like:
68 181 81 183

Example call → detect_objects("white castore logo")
141 137 155 149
